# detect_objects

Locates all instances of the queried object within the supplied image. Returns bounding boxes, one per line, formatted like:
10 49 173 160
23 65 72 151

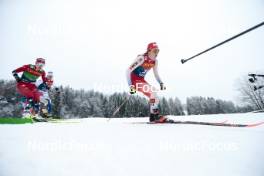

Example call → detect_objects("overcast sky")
1 0 264 104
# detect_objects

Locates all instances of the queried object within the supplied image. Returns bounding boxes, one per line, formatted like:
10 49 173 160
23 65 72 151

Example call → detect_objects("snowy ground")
0 113 264 176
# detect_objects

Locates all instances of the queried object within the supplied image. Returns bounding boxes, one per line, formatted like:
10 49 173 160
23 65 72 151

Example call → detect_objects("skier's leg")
31 89 47 105
136 82 159 113
30 88 49 119
17 83 37 117
17 82 35 100
134 80 166 122
47 99 52 114
20 96 31 118
146 86 166 122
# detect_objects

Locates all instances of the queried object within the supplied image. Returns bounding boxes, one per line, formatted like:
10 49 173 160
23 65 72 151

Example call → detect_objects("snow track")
0 113 264 176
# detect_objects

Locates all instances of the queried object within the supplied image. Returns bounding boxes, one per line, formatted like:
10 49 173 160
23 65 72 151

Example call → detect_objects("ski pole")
107 95 131 121
181 21 264 64
254 85 264 91
248 74 264 78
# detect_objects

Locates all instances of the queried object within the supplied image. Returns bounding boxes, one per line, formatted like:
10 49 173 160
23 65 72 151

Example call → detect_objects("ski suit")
36 79 53 113
12 64 47 103
127 53 163 114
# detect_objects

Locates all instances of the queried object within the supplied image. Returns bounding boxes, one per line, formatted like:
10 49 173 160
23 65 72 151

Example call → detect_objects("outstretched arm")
12 65 28 74
12 65 28 82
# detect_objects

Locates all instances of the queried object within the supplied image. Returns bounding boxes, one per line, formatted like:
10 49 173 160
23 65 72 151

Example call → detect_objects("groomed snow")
0 113 264 176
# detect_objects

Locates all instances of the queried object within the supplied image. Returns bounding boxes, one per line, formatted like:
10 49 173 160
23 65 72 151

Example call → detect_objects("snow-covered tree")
187 96 237 115
236 74 264 110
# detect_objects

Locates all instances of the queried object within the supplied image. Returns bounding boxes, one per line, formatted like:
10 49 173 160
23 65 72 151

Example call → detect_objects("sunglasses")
36 62 45 67
151 48 160 53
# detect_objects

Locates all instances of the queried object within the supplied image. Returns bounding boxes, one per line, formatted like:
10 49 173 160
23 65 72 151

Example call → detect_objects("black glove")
45 82 53 90
160 83 166 90
12 71 21 82
249 78 256 83
55 87 60 94
129 85 136 94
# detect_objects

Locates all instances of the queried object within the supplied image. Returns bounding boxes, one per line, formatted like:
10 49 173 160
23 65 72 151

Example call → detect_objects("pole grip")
181 59 186 64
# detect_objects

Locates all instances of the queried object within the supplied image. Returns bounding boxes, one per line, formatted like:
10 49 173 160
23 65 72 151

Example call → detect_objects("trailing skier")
126 42 168 123
35 71 54 117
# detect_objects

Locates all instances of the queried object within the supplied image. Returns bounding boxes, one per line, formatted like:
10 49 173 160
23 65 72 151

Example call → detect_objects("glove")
249 78 256 83
12 71 21 82
160 83 166 90
55 87 61 94
43 82 50 90
129 85 136 94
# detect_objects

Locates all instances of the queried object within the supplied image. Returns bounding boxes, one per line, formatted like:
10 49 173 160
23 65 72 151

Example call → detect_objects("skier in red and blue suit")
36 71 54 116
12 58 49 116
127 42 167 123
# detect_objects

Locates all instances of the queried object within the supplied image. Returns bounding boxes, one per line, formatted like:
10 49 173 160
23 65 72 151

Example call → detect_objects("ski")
0 117 80 124
46 118 80 123
32 117 48 122
32 118 81 123
0 118 33 124
140 119 264 127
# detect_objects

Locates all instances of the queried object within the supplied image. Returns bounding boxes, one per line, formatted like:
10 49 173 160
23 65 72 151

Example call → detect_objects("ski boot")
21 98 34 119
39 102 49 119
150 114 167 123
22 106 32 119
32 114 47 122
149 109 168 123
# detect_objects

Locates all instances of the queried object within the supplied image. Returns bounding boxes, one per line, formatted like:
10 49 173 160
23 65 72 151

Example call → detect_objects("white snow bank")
0 113 263 176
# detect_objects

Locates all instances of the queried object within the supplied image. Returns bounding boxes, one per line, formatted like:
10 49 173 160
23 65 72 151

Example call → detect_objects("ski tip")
222 120 228 124
246 121 264 127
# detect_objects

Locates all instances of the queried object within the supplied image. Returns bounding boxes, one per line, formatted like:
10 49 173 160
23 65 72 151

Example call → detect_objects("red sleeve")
41 71 47 83
13 65 29 73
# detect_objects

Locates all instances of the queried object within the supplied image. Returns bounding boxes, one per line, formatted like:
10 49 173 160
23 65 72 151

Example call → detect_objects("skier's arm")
12 65 28 74
126 55 144 86
41 71 47 83
12 65 28 82
35 79 42 87
153 60 163 84
153 60 166 90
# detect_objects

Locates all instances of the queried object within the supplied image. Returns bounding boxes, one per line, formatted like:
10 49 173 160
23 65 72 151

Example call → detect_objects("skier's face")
149 48 159 59
35 62 45 70
46 79 53 87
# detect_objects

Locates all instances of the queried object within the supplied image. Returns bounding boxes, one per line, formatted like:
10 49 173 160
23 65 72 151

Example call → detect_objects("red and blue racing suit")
127 54 163 114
